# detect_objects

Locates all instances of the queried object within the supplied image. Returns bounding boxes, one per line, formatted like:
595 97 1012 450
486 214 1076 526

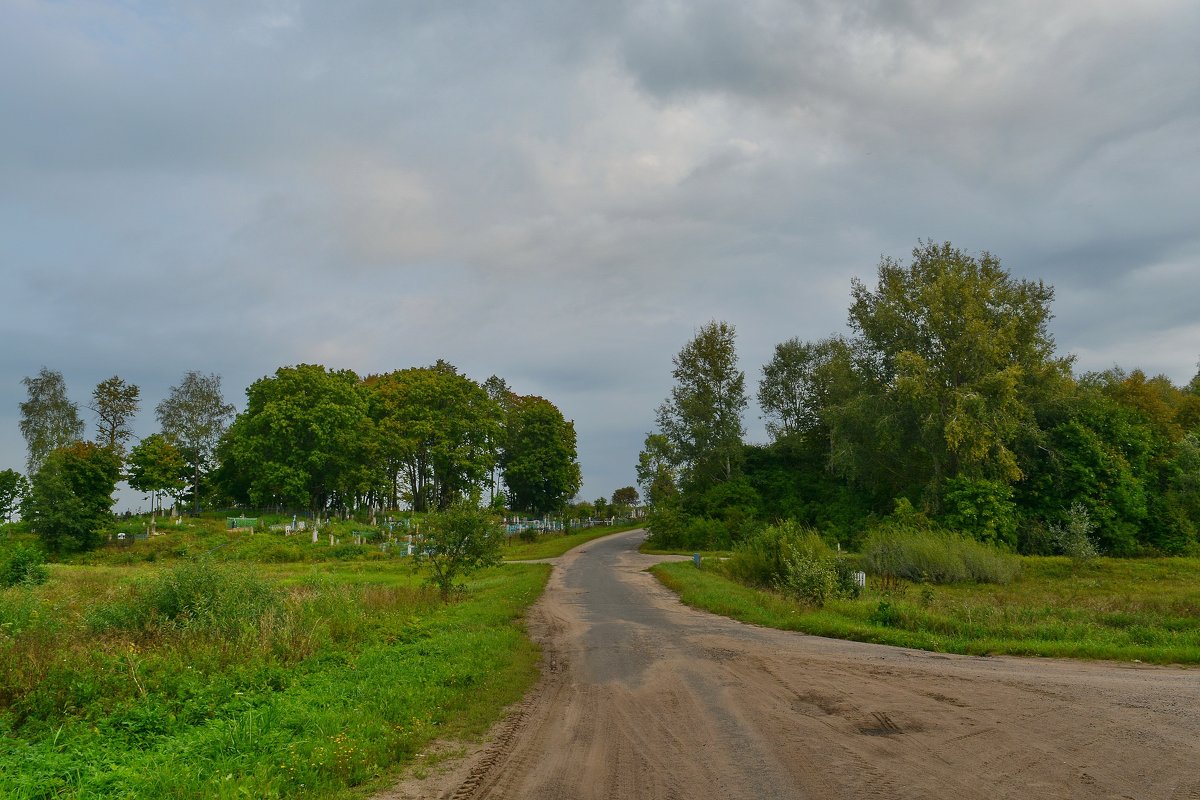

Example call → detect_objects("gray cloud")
2 0 1198 502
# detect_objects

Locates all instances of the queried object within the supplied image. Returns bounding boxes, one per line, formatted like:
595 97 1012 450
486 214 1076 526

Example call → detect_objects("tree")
90 375 140 457
127 434 188 517
501 394 582 515
415 502 504 598
218 365 371 513
366 363 502 512
636 433 678 507
19 367 84 474
655 321 747 491
23 441 120 553
611 486 639 507
831 241 1070 511
156 371 235 513
0 469 30 523
758 336 854 440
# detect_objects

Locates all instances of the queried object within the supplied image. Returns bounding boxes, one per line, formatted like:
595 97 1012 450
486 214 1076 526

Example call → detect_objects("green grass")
652 555 1200 664
0 558 550 798
501 522 642 560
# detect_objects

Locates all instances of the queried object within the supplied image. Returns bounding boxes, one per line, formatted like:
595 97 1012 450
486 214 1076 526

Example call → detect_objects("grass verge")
652 556 1200 665
501 523 642 561
0 560 550 798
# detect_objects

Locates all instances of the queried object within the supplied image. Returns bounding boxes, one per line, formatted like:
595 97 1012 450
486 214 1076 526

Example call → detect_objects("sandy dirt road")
381 529 1200 800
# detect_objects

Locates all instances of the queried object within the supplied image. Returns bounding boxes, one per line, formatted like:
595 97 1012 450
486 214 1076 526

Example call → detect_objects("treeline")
8 361 582 552
642 241 1200 556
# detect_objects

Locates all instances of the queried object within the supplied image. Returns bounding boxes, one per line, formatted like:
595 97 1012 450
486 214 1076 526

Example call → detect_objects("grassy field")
0 556 550 798
653 555 1200 664
501 522 643 561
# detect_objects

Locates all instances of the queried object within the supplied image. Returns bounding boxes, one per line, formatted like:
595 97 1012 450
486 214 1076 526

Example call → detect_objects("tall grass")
652 555 1200 663
0 559 550 798
860 526 1019 584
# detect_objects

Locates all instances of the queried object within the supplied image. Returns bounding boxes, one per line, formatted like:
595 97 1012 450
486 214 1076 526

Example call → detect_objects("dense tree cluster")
11 362 581 552
643 242 1200 555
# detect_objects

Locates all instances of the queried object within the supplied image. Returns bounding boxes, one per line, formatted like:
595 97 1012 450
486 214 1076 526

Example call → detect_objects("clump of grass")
860 526 1018 584
86 557 281 637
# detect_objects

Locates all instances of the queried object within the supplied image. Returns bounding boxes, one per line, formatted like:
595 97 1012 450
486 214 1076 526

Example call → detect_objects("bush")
860 526 1018 584
1052 502 1099 569
645 508 733 550
722 521 857 606
0 544 49 588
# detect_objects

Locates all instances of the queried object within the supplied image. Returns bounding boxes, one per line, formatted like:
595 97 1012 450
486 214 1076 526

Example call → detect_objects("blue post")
693 553 701 567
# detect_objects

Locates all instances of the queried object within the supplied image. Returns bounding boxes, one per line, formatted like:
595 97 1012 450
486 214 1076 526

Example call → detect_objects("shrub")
1052 502 1099 569
860 526 1018 584
722 521 858 606
777 548 837 606
722 521 828 586
0 543 48 588
645 508 732 550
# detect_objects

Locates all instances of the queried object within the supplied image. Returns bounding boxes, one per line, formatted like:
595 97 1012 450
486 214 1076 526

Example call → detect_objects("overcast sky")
3 0 1199 507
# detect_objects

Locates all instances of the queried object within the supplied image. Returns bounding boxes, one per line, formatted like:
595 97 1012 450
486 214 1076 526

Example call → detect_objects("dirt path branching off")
380 530 1200 800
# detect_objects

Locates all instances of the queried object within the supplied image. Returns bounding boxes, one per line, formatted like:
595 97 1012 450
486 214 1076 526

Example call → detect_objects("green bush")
860 526 1018 584
646 507 735 550
721 521 859 606
0 543 49 588
1052 502 1099 568
722 521 827 586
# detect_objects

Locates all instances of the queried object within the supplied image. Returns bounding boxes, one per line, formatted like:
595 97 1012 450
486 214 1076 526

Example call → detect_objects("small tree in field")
416 503 504 599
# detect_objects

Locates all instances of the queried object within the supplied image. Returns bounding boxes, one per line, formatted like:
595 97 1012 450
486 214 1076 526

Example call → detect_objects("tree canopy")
655 321 747 492
19 368 84 475
156 372 236 512
501 394 582 515
643 242 1200 555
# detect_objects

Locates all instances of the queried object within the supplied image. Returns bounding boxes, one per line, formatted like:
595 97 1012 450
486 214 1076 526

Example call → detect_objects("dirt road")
382 529 1200 799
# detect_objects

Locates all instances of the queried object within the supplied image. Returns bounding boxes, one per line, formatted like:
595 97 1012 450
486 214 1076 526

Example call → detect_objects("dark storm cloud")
2 0 1198 501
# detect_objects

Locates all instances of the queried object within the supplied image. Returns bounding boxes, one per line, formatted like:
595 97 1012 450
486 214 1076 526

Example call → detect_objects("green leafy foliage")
501 394 582 515
218 364 371 511
416 503 505 598
19 367 84 475
0 543 48 588
90 375 140 457
366 362 502 512
655 321 747 492
23 442 121 553
155 371 236 513
0 469 30 523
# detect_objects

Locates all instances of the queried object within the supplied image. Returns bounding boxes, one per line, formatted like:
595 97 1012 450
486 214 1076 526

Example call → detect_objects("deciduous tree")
19 368 84 474
501 394 582 515
218 365 371 512
655 321 747 491
156 371 235 513
832 241 1070 511
366 362 501 511
415 502 504 599
0 469 29 523
90 375 140 457
127 433 188 516
23 442 120 553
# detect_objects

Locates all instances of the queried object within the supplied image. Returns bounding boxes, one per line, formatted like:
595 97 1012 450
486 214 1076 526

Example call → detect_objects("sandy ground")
378 529 1200 800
